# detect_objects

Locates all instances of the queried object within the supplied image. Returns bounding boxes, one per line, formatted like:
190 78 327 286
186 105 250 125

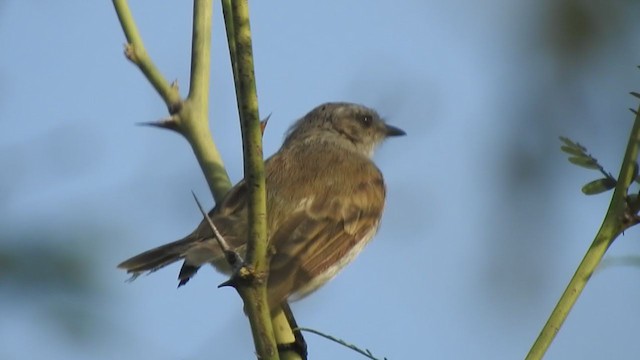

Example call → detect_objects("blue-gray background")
2 1 640 359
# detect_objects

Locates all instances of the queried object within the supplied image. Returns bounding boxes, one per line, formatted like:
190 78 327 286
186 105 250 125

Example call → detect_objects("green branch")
221 0 240 94
222 4 303 358
227 1 278 359
115 1 295 357
188 0 212 107
526 108 640 359
112 0 182 112
180 0 232 202
114 0 231 202
231 0 265 269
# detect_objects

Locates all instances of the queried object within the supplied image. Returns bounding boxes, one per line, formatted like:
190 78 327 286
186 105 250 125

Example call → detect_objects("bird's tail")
117 237 195 280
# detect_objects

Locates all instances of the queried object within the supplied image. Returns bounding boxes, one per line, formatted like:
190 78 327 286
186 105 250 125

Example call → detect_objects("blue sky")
2 1 640 359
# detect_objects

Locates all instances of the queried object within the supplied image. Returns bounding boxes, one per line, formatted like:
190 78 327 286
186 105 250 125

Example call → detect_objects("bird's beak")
385 124 406 137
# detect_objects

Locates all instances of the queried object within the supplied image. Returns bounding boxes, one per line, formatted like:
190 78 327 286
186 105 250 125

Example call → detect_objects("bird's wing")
266 173 385 310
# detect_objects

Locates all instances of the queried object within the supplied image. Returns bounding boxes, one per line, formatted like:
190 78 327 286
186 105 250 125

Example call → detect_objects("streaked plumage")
118 102 404 310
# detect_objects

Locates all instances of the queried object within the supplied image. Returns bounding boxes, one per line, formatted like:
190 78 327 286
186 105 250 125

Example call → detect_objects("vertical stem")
229 0 277 358
231 0 267 272
221 0 240 94
188 0 212 108
223 2 302 359
184 0 232 202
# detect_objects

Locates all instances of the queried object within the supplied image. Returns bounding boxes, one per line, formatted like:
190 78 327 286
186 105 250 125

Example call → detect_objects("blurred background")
2 1 640 359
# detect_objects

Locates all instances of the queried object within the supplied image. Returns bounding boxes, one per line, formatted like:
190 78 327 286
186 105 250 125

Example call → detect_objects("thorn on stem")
191 191 244 269
136 117 180 132
260 113 272 136
218 278 238 288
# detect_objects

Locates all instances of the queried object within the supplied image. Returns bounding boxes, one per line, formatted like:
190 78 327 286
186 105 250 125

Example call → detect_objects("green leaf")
559 136 576 147
559 136 586 152
560 145 584 156
569 156 599 169
581 178 617 195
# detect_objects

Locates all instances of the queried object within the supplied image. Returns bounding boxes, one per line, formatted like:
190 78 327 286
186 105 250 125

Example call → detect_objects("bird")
118 102 405 311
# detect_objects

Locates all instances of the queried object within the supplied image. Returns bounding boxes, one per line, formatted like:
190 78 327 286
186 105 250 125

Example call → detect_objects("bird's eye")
359 115 373 127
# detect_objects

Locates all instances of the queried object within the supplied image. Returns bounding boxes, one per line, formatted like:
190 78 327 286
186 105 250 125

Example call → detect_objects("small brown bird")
118 102 405 310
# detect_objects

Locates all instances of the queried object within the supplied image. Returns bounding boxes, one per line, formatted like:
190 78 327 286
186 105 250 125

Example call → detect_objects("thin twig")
295 328 388 360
